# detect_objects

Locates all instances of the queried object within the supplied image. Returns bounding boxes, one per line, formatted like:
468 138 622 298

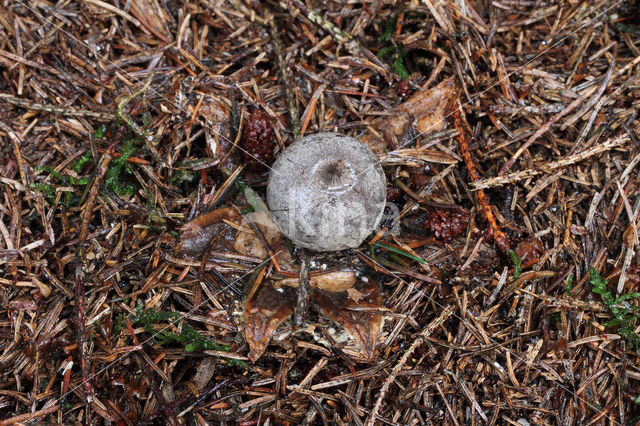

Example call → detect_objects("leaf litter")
1 0 640 424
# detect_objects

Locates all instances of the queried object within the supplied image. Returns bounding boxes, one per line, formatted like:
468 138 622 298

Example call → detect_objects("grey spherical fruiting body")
267 133 387 251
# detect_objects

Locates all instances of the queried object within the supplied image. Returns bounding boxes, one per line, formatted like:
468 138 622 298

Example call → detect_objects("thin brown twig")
0 93 114 119
74 263 93 417
269 16 300 138
453 103 509 253
294 248 310 328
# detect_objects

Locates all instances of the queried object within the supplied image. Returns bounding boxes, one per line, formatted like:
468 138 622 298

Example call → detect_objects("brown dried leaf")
193 358 216 391
243 282 296 361
398 78 455 134
276 270 356 292
314 277 383 358
360 79 455 153
199 98 234 169
177 207 240 256
346 287 364 303
234 210 294 269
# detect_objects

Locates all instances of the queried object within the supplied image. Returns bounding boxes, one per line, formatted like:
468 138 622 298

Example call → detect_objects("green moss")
30 164 90 207
565 274 573 296
590 267 640 350
378 18 396 42
72 150 94 173
94 125 105 139
392 55 409 80
377 16 409 80
105 138 139 196
508 249 522 280
377 45 394 58
170 168 199 185
115 301 245 367
29 183 57 203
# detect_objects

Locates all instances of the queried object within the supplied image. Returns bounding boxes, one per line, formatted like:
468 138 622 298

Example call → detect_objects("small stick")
0 120 27 186
299 84 326 136
498 87 592 176
283 0 353 44
95 148 150 164
616 186 639 294
8 22 63 71
453 104 509 253
74 263 94 418
268 17 300 138
448 371 488 422
294 248 310 328
500 55 640 175
562 59 615 131
0 404 59 425
0 93 114 119
138 354 179 425
125 318 179 425
472 134 629 190
248 221 282 273
79 142 116 242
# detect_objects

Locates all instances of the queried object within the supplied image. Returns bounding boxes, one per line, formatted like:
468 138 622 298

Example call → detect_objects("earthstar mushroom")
266 133 387 251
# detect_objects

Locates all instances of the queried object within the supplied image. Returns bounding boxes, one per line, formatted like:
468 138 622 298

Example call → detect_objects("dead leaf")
275 270 356 292
177 207 240 256
193 358 216 391
234 210 294 270
346 287 364 303
198 97 234 169
397 78 454 135
314 277 383 358
243 282 296 361
360 79 455 153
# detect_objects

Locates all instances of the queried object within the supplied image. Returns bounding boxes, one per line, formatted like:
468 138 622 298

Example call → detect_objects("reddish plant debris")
410 172 430 188
128 100 144 117
386 186 402 202
421 209 470 242
452 106 510 253
514 236 544 267
396 80 413 101
241 109 275 169
513 82 533 99
8 299 38 311
110 374 148 400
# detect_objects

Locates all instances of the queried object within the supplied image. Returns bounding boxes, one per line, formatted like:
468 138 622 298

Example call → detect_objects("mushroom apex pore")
266 132 387 251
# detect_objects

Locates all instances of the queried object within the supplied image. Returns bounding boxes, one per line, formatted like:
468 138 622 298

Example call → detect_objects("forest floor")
1 0 640 424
